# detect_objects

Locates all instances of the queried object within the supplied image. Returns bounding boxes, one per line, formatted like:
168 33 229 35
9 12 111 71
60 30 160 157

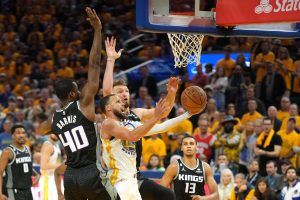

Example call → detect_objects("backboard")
136 0 300 38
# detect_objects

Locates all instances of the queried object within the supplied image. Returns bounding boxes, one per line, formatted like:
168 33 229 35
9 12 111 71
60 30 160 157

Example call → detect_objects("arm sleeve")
145 112 191 136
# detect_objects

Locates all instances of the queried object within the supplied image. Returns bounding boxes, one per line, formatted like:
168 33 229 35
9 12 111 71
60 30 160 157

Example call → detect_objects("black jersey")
6 145 32 189
172 159 205 200
127 110 143 172
51 101 98 168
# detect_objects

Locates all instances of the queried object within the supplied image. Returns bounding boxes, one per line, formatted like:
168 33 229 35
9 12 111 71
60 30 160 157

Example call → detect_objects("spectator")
260 61 286 108
280 159 292 183
214 116 240 170
253 118 263 137
255 117 282 176
135 66 158 98
265 160 284 195
226 103 242 131
280 103 300 131
237 86 266 118
163 132 186 168
267 106 282 132
280 166 300 200
246 160 262 188
194 118 215 162
211 67 228 110
275 47 294 96
142 134 166 166
252 41 275 98
204 63 215 81
240 99 263 127
135 86 155 108
229 173 254 200
0 120 13 150
216 46 236 78
145 154 165 171
252 177 278 200
277 117 299 167
218 168 235 200
238 121 256 174
276 96 291 121
226 65 245 104
191 64 209 88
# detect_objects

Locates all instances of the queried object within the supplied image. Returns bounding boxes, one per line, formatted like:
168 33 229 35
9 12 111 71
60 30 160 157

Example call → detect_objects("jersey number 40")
59 125 89 152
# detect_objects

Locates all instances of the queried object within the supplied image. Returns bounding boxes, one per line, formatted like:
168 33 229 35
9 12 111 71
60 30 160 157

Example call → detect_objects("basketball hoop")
167 33 204 68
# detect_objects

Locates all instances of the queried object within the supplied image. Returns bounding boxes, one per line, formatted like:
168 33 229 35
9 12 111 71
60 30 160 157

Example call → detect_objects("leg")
139 178 176 200
64 169 85 200
115 178 141 200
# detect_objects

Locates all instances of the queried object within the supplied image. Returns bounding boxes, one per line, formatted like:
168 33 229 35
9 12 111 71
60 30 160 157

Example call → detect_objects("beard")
113 110 127 120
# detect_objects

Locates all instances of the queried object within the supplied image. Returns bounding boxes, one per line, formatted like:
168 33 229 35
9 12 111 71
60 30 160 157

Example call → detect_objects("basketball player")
103 37 180 200
100 93 197 200
0 124 33 200
39 134 61 200
161 135 219 200
37 8 111 200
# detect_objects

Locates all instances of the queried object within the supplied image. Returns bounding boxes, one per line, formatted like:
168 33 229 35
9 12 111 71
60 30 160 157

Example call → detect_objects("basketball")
181 86 207 114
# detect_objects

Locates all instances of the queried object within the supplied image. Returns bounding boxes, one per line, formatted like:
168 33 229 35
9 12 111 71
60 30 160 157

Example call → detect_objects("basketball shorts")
39 175 58 200
7 188 33 200
64 164 111 200
115 176 141 200
137 174 176 200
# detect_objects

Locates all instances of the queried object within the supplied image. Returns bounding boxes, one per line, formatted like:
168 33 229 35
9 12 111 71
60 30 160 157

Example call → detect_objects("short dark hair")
288 117 296 123
285 166 297 175
54 78 75 101
181 135 196 144
99 94 115 114
11 124 26 135
266 160 277 168
113 79 127 87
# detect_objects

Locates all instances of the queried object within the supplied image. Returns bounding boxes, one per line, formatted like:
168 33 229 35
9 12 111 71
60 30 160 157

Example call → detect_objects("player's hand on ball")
154 98 169 119
85 7 102 30
105 37 123 60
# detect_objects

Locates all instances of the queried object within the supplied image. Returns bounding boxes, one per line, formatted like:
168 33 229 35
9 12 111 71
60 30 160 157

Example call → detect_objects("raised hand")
105 37 123 60
167 77 180 93
154 98 170 119
85 7 102 31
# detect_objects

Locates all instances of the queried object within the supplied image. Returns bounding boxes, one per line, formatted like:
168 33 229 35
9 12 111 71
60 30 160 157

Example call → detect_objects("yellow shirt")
278 130 299 167
277 110 290 121
277 58 294 90
280 116 300 131
254 52 275 82
241 111 263 125
142 137 166 164
57 67 74 79
168 119 193 152
216 58 236 77
230 188 254 200
293 76 300 93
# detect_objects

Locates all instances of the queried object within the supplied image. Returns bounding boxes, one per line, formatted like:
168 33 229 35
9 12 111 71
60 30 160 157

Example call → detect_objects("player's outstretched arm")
102 99 168 141
103 37 123 97
133 77 180 121
192 162 219 200
0 149 13 200
160 161 178 187
146 112 191 136
80 7 102 119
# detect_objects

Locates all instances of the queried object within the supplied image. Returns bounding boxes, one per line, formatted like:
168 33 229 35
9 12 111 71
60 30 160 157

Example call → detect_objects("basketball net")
167 33 204 68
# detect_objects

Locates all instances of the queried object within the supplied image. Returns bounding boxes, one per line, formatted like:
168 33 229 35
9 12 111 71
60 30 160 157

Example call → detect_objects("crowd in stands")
1 0 300 199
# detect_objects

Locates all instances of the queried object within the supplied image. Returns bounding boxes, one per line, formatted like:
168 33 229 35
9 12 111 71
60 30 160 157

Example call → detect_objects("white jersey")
39 141 61 200
101 119 142 186
40 141 61 176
